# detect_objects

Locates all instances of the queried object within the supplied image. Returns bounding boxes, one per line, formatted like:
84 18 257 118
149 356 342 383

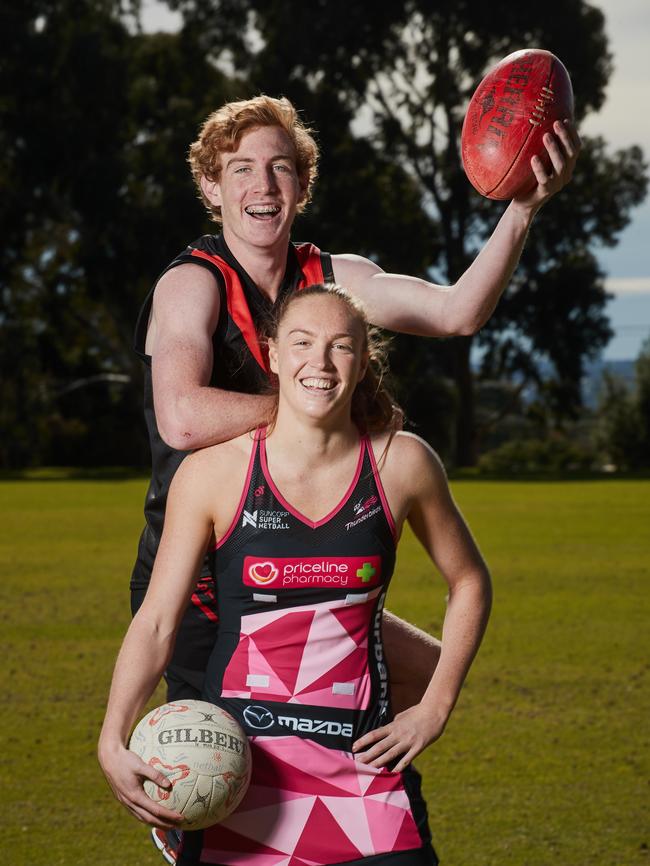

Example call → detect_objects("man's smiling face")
202 125 307 254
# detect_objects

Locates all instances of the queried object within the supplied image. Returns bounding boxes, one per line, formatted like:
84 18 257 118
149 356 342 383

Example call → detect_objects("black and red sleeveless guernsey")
178 429 438 866
131 234 333 594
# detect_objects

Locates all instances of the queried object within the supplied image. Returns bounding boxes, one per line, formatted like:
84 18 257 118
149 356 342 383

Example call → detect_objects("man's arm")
148 263 275 451
333 120 580 337
382 610 441 715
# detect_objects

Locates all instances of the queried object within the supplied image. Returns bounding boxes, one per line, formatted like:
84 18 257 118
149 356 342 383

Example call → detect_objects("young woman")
99 284 492 866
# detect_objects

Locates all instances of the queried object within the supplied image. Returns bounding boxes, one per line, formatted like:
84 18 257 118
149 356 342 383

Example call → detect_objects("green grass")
1 478 647 865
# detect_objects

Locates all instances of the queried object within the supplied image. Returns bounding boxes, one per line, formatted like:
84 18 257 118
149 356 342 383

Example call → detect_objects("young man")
130 96 578 862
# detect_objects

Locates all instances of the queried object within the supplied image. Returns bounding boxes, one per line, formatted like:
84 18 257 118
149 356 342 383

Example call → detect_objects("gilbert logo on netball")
243 555 381 589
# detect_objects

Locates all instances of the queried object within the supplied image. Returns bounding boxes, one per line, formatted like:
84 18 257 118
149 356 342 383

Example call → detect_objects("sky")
579 0 650 359
140 0 650 360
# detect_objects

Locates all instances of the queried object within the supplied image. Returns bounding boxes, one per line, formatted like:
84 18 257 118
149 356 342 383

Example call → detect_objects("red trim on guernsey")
190 248 267 372
367 438 397 541
260 428 366 529
190 590 218 622
214 430 260 550
294 243 326 288
190 243 326 372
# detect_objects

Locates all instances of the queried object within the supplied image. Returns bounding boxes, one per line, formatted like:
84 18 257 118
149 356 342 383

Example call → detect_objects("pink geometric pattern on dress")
222 610 315 699
201 824 284 856
364 797 421 852
201 737 422 866
248 636 294 700
220 593 380 709
364 770 410 796
291 680 367 711
222 634 294 700
246 610 314 693
222 796 317 854
294 646 370 705
220 634 251 696
292 798 363 863
394 811 426 851
199 822 289 865
330 603 373 647
238 784 306 812
251 738 359 798
319 796 375 856
292 608 358 697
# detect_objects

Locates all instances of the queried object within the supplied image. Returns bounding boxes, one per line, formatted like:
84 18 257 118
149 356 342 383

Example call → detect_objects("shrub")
478 436 596 474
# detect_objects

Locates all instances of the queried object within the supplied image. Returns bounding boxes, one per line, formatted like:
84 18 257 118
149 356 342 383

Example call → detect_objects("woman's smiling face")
269 293 368 425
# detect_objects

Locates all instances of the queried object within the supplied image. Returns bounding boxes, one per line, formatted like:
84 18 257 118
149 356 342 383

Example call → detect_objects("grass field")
1 476 648 866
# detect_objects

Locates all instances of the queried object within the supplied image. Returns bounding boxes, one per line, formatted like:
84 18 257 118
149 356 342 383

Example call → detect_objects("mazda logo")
243 705 275 730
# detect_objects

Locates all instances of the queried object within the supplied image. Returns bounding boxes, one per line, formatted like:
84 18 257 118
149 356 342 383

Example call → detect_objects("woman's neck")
266 412 359 469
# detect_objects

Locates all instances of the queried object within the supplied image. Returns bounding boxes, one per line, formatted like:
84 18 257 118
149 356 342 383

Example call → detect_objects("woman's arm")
97 455 215 827
353 434 492 771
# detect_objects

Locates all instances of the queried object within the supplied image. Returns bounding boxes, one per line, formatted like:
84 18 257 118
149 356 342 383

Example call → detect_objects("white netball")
128 699 252 830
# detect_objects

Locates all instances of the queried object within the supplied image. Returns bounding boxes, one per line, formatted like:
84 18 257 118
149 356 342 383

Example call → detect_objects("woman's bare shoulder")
371 430 445 472
370 431 448 505
172 431 256 491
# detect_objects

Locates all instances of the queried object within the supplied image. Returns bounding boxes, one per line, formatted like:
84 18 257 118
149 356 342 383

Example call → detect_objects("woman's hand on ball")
514 119 582 212
99 744 184 829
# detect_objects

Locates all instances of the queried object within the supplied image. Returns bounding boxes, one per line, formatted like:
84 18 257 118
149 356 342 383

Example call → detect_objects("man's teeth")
302 378 334 390
245 205 280 215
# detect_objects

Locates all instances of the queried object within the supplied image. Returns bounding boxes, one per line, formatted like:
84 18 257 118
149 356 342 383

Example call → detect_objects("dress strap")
365 436 397 540
214 431 262 549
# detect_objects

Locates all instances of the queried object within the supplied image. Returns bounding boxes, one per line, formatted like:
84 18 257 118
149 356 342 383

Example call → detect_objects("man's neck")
222 229 290 302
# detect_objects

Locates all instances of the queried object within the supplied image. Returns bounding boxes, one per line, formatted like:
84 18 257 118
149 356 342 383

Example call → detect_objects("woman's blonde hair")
265 284 403 436
188 95 319 223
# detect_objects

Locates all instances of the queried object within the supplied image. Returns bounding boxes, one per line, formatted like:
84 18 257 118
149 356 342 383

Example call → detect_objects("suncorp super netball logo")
243 555 382 589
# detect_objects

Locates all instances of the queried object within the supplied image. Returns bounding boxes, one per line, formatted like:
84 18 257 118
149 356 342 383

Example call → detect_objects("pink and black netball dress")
179 429 437 866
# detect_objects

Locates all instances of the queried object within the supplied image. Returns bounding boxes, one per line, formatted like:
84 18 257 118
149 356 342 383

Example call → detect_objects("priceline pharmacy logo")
243 555 382 589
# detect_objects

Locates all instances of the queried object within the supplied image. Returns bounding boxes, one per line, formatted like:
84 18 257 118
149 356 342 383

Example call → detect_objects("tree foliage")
0 1 237 466
169 0 648 464
597 338 650 470
1 0 440 468
1 1 647 469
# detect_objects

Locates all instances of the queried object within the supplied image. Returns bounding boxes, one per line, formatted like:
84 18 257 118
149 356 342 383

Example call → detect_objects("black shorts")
130 576 219 701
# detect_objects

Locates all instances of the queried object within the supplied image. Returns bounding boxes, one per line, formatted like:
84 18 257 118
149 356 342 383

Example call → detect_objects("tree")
1 1 447 467
0 1 238 466
167 0 648 465
597 337 650 469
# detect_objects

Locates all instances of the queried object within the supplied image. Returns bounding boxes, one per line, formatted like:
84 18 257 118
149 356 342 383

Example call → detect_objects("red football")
461 49 574 200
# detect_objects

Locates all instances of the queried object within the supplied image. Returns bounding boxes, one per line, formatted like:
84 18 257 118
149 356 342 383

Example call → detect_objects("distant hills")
581 359 636 409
